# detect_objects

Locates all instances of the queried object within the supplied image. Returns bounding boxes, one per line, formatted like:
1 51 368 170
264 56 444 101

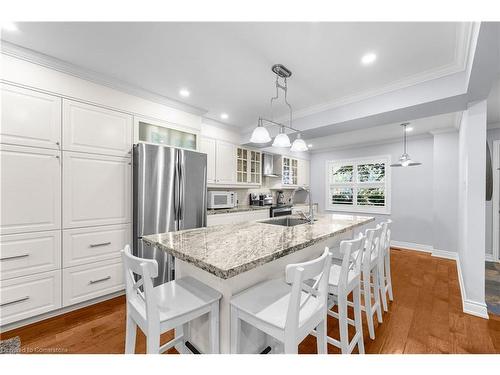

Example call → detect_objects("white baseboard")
390 241 457 260
485 253 499 262
390 240 433 253
391 240 489 320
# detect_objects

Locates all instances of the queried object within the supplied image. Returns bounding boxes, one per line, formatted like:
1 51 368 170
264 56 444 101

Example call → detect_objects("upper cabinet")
271 156 309 189
215 140 237 184
199 137 262 187
1 84 62 150
0 144 61 235
237 147 261 184
63 99 133 157
297 158 310 187
199 137 216 183
135 117 198 151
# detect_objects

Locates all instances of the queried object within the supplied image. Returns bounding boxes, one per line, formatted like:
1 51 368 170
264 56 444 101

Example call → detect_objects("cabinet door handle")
0 296 29 307
0 254 29 261
89 242 111 248
89 276 111 284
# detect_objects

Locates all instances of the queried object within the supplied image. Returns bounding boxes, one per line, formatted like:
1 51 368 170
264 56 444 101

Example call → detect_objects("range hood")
262 153 281 177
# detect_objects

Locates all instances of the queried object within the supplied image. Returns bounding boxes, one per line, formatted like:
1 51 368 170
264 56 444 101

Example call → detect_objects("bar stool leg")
353 285 365 354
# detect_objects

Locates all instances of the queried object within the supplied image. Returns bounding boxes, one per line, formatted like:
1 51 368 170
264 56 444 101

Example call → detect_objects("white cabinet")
1 84 62 150
215 140 237 184
199 137 262 186
199 137 216 183
0 231 61 280
63 224 131 268
63 152 131 228
0 270 62 326
62 258 124 307
63 99 133 156
0 144 61 235
297 159 310 187
207 210 270 226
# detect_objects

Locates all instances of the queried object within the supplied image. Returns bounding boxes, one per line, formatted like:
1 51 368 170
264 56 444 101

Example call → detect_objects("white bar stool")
351 225 383 340
378 220 393 312
121 245 222 354
313 234 366 354
229 248 332 354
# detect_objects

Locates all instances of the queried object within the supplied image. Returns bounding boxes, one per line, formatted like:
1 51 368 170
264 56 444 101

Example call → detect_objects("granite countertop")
142 213 374 279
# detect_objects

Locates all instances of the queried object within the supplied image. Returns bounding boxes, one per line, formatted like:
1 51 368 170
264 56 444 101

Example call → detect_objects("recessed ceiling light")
220 113 229 120
307 144 313 148
179 89 190 98
361 52 377 65
405 126 414 132
1 22 18 32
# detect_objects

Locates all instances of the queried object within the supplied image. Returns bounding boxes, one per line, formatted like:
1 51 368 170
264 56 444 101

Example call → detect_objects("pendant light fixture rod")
259 117 301 133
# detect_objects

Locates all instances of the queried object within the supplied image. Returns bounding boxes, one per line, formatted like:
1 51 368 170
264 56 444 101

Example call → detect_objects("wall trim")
456 257 489 319
391 241 489 319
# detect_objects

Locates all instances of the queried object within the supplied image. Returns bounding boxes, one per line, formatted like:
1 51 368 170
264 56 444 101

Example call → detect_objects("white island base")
174 230 353 354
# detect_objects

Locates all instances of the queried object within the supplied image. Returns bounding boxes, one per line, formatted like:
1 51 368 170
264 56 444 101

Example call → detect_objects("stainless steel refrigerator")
133 143 207 286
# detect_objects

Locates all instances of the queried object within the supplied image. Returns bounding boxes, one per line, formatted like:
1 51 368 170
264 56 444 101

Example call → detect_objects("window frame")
325 155 391 215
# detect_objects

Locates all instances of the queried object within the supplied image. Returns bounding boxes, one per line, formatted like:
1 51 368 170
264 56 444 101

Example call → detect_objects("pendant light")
272 126 291 147
250 64 308 152
390 122 422 167
290 133 308 152
250 118 271 143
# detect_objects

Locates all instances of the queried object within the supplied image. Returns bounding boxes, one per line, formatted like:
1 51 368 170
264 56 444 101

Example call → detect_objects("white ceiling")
306 112 460 151
2 22 471 129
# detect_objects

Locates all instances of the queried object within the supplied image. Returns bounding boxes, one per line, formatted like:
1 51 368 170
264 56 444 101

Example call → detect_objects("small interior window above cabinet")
137 120 197 151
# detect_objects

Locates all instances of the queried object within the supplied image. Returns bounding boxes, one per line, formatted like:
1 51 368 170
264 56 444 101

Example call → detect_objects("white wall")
310 136 437 248
457 100 487 318
432 131 459 253
485 127 500 256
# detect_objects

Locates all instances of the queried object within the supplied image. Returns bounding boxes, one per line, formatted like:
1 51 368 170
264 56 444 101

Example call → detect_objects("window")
138 121 197 150
326 156 391 214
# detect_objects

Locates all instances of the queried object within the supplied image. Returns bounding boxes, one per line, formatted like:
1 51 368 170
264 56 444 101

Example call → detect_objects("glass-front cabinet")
136 119 198 151
236 147 248 183
236 147 261 185
250 150 261 184
282 156 298 186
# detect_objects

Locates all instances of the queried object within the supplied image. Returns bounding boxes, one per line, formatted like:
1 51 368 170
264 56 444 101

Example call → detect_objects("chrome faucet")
293 186 315 224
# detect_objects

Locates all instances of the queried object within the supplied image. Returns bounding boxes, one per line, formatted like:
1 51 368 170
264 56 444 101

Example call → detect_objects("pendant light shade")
290 133 308 152
250 119 271 143
390 122 422 167
272 126 291 147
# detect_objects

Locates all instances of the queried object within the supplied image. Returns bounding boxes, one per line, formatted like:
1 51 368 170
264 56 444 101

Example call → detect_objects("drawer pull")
89 242 111 248
89 276 111 284
0 296 29 307
0 254 29 261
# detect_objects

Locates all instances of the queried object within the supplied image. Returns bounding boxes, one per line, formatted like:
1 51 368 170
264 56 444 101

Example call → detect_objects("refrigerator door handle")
178 153 185 223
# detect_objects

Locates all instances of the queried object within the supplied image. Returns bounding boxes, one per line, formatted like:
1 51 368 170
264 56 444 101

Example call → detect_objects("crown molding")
266 22 476 127
0 40 208 117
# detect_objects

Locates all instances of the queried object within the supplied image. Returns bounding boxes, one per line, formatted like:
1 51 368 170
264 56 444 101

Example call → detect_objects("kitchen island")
142 213 374 353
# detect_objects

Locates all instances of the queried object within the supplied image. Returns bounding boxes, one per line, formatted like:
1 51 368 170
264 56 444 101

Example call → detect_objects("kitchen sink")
260 217 311 227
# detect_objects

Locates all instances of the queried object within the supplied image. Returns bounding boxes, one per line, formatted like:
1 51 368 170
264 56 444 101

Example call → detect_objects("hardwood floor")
1 248 499 354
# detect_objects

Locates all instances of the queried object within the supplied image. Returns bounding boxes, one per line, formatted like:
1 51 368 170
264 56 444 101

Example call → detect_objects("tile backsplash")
208 178 296 206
